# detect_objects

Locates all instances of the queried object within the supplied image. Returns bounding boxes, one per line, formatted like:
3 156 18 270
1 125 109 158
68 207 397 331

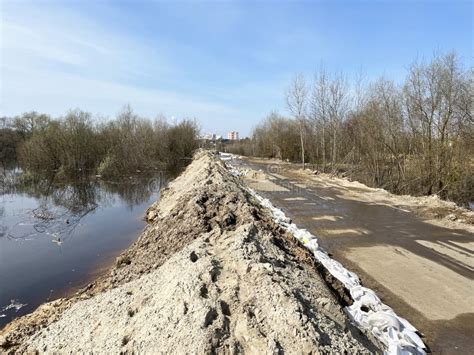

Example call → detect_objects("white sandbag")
222 158 427 355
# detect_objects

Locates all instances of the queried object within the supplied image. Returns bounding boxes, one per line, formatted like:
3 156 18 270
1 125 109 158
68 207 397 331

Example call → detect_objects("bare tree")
403 52 470 195
230 51 473 205
327 71 350 168
286 74 308 168
310 66 330 169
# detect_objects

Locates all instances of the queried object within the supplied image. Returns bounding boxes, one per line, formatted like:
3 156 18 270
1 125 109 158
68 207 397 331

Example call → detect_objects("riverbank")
0 151 383 353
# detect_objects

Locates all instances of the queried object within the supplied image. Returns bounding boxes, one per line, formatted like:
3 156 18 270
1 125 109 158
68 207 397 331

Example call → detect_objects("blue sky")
1 0 472 136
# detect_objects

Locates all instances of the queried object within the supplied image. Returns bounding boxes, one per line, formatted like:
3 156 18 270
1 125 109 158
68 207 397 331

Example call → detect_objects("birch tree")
286 74 308 168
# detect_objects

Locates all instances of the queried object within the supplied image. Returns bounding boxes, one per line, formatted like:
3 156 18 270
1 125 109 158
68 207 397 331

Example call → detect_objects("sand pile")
0 151 377 353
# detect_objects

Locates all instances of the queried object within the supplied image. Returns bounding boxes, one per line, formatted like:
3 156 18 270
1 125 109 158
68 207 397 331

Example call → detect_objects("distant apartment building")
227 131 239 140
203 133 215 140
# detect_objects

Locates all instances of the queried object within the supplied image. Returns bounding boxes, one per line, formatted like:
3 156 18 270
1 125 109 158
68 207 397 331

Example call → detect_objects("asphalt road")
236 157 474 354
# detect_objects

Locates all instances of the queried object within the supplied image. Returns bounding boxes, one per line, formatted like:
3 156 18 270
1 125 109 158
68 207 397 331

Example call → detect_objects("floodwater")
0 173 168 329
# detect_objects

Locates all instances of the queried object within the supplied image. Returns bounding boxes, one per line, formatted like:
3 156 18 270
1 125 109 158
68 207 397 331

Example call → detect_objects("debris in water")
0 299 27 314
52 236 63 246
32 206 55 220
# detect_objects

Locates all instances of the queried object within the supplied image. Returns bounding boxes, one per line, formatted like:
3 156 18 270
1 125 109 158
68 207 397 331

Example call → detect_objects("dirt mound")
0 151 378 353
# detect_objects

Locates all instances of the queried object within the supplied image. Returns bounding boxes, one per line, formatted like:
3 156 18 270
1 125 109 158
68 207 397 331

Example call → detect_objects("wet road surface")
236 157 474 354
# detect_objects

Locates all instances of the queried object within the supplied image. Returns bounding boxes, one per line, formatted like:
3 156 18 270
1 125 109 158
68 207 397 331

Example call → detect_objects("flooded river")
0 173 168 329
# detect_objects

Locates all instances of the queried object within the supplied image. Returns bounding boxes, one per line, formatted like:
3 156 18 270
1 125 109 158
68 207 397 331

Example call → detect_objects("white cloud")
1 64 238 120
0 2 241 128
2 22 87 66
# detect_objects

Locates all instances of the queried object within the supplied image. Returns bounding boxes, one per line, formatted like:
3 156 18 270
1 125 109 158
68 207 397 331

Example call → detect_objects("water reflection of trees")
1 172 168 243
101 174 167 209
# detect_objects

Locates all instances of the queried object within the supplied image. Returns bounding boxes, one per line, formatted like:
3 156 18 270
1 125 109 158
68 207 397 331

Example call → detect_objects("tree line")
228 52 473 205
0 106 199 179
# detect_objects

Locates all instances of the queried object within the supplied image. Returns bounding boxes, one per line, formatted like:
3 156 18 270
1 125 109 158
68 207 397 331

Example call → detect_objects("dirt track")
237 156 474 354
0 151 378 353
